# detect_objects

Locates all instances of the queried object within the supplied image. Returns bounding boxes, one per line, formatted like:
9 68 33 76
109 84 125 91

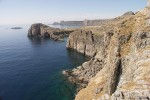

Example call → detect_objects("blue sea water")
0 25 87 100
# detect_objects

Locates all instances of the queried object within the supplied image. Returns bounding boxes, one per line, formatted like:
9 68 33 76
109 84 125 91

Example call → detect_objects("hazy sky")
0 0 147 25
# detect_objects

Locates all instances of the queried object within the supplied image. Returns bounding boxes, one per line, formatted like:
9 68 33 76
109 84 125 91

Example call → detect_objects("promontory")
28 2 150 100
64 4 150 100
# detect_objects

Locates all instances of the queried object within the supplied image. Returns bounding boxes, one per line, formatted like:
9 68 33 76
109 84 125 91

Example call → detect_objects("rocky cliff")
28 23 74 41
64 8 150 100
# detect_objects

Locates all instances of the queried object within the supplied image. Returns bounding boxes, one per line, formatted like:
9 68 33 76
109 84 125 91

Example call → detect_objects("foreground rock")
63 6 150 100
28 23 74 41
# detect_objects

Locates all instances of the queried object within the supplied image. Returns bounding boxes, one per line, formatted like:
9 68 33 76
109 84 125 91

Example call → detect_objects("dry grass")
120 42 131 56
121 82 136 90
95 90 105 99
140 62 150 67
143 77 150 83
75 11 150 100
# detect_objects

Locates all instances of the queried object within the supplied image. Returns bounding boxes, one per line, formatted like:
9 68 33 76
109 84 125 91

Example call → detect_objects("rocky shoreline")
28 5 150 100
28 23 74 41
62 9 150 100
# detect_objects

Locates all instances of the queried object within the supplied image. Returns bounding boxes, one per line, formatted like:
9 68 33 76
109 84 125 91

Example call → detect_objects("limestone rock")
28 23 46 37
28 23 74 41
64 5 150 100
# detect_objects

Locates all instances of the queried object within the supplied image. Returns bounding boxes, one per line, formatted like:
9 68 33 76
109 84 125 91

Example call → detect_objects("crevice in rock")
114 59 122 93
92 51 97 58
91 34 94 42
84 45 86 56
107 58 122 95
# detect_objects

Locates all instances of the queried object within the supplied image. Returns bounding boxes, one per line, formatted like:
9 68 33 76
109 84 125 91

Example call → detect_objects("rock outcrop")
122 11 135 16
28 23 74 41
64 6 150 100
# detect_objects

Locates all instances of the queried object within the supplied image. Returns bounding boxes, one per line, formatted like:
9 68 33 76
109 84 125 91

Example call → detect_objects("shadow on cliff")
114 60 123 92
66 49 90 65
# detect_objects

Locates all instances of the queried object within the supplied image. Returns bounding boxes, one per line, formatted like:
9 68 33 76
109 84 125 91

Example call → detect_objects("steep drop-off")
65 8 150 100
28 23 74 41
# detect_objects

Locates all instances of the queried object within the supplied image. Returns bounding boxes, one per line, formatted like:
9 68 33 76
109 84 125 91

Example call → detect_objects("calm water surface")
0 25 87 100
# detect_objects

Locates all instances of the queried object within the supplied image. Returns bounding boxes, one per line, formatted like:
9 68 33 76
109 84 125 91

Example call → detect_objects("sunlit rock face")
28 23 74 41
65 1 150 100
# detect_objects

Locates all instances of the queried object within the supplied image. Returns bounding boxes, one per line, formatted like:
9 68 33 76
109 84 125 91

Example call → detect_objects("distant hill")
52 21 84 26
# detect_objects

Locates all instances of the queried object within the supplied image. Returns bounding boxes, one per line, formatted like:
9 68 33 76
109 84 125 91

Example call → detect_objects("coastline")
27 8 150 99
63 9 150 99
0 26 88 100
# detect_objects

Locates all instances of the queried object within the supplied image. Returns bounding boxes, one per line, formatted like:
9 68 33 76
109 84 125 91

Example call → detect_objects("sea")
0 24 87 100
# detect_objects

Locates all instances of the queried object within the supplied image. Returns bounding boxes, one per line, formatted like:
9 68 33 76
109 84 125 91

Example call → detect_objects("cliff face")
66 9 150 100
28 23 74 40
67 30 104 57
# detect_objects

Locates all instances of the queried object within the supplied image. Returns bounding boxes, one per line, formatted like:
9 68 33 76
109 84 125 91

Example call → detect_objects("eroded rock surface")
64 7 150 100
28 23 74 41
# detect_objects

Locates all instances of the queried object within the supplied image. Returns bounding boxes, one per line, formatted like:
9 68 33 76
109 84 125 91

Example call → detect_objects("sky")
0 0 147 25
